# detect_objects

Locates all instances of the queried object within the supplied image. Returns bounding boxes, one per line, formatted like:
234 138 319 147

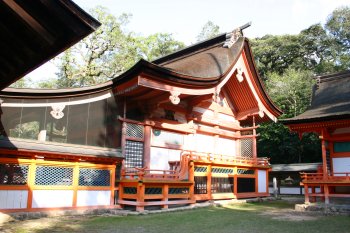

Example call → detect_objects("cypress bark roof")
283 70 350 124
0 0 100 90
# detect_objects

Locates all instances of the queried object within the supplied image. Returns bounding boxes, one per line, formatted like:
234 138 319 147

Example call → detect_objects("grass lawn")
2 201 350 233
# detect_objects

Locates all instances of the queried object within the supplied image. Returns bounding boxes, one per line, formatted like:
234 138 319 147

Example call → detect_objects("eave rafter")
287 119 350 139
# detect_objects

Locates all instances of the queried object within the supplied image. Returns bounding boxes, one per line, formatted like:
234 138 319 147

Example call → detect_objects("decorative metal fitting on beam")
50 104 65 119
258 109 265 118
169 91 181 105
236 68 244 82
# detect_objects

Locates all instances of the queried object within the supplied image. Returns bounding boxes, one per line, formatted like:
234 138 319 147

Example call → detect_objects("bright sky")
26 0 350 84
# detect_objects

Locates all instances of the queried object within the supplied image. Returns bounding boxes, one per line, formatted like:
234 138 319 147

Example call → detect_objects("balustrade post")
136 181 145 212
207 164 212 199
311 186 316 202
162 184 169 209
304 184 310 204
189 160 196 204
324 185 330 205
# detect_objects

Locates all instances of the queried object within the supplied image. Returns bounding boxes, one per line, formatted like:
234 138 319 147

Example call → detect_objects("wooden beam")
187 94 213 108
138 76 216 95
3 0 54 44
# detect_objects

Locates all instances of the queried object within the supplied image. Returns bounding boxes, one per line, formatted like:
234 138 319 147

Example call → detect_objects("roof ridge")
316 70 350 83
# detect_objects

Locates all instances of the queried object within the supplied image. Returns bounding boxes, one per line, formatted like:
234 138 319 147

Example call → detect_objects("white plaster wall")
332 157 350 176
269 187 321 195
77 190 111 207
193 107 214 117
150 147 181 171
184 134 195 151
0 190 28 209
216 138 236 156
32 190 73 208
280 187 302 195
194 134 214 153
218 113 235 122
258 170 267 193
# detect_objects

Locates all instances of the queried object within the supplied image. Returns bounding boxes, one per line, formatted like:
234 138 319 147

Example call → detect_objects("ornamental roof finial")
223 22 251 48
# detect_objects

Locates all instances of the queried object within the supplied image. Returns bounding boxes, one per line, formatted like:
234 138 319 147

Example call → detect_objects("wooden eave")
286 119 350 135
1 81 113 99
0 0 101 90
241 39 282 119
0 137 123 162
114 38 281 124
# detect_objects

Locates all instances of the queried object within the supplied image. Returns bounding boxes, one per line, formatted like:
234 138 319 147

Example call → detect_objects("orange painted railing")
121 152 190 180
121 152 269 181
187 151 270 166
301 172 350 182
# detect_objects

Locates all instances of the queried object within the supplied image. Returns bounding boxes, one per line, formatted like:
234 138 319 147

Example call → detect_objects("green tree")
196 21 220 42
325 6 350 71
251 34 305 78
54 7 185 88
265 68 315 118
257 123 321 164
10 77 33 88
137 33 185 61
55 7 136 88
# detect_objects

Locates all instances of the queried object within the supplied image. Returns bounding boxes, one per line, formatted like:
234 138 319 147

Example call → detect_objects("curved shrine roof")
283 70 350 124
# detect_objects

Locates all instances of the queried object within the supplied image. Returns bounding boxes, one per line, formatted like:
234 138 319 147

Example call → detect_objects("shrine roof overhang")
0 137 122 161
0 81 113 99
113 36 282 121
0 30 282 123
0 0 101 90
282 70 350 130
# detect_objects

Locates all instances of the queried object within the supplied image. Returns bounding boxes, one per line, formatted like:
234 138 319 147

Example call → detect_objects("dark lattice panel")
240 138 253 158
145 187 162 195
211 177 234 193
194 166 207 173
35 166 73 186
212 168 234 174
125 140 144 168
78 168 110 186
0 164 29 185
126 123 144 139
237 178 255 193
123 187 137 194
194 176 207 194
169 187 189 194
237 169 255 175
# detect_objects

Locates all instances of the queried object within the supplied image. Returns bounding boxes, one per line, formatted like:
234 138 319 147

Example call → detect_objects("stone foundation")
295 203 350 215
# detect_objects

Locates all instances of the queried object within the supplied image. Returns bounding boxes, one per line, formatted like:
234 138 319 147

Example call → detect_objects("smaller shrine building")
283 70 350 204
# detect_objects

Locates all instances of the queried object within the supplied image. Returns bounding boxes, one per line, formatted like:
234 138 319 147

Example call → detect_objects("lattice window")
126 123 144 139
123 187 137 194
169 187 189 194
0 164 29 185
194 176 207 194
211 177 234 193
212 168 234 174
78 168 110 186
240 138 253 158
125 140 144 168
145 187 162 195
35 166 73 186
237 169 255 175
194 166 207 173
